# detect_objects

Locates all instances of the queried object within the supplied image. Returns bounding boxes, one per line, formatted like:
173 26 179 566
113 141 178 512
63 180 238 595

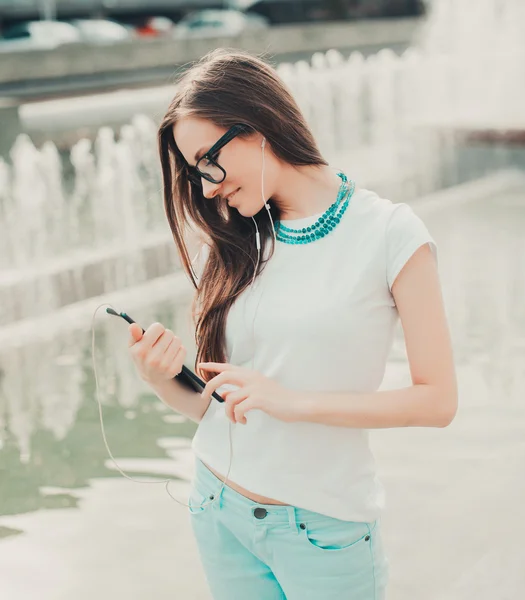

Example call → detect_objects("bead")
275 174 355 244
277 174 349 235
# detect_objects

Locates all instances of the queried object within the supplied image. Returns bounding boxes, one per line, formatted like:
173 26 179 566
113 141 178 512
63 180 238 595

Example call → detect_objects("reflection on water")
0 300 198 527
0 174 525 598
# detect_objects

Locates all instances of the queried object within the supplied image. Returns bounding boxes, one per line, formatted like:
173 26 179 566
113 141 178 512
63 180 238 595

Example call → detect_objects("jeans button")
253 507 268 519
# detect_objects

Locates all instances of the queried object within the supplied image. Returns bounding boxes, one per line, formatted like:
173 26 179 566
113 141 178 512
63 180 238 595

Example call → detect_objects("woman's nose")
201 178 222 199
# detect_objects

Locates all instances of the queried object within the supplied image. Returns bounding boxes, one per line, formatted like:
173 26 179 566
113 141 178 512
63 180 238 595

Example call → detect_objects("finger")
201 372 230 402
235 397 256 425
128 323 143 347
141 322 166 349
225 391 249 424
221 390 232 402
198 362 238 372
224 397 236 423
160 344 185 377
201 371 247 402
161 337 182 365
149 330 178 361
223 389 248 405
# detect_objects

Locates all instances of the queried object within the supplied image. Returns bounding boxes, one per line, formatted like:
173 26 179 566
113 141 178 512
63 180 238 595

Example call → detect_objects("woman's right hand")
128 322 187 386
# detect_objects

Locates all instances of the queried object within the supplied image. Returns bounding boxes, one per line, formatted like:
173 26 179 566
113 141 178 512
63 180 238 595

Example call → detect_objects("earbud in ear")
261 137 266 148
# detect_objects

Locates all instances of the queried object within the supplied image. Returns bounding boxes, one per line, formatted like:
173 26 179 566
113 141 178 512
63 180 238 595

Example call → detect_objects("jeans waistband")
192 456 377 529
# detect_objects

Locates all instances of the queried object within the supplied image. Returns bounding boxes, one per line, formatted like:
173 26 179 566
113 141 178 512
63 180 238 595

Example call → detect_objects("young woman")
128 48 458 599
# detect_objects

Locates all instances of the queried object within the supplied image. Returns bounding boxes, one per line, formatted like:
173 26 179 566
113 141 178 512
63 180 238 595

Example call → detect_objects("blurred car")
68 19 133 44
244 12 271 28
135 16 176 37
175 9 269 39
0 20 81 52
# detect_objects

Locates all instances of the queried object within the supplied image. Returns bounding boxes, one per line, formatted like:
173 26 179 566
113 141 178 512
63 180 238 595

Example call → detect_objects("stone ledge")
0 270 194 350
0 231 181 327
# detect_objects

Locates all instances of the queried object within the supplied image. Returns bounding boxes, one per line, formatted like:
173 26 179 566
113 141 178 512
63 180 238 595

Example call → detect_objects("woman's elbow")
437 387 458 427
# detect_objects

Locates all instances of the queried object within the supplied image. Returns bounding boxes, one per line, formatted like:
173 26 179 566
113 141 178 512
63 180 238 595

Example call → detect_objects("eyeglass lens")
196 158 224 183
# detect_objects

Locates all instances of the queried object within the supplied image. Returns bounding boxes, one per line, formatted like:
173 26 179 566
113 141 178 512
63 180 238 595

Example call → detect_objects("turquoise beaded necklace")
274 171 355 244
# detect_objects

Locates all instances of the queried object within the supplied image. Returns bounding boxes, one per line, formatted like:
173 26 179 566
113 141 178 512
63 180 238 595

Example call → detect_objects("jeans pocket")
301 517 376 553
188 486 215 515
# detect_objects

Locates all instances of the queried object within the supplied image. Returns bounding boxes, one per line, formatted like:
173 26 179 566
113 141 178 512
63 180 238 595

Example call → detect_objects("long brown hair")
158 48 327 381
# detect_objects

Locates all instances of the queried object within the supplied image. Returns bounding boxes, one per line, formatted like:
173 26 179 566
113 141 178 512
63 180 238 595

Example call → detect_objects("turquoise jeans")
188 458 390 599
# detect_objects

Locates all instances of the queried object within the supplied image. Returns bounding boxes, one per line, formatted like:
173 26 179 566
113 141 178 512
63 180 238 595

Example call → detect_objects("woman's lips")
226 188 241 204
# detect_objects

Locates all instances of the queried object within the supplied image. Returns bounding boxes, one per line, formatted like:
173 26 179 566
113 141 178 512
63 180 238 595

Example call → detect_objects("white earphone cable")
91 134 272 509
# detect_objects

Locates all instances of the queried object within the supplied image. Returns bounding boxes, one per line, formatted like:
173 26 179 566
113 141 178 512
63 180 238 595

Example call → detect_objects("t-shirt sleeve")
385 203 437 292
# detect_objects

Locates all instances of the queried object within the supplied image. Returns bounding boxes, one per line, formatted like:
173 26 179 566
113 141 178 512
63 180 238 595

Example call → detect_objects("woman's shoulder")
345 184 434 249
350 183 431 227
347 184 400 228
344 183 437 287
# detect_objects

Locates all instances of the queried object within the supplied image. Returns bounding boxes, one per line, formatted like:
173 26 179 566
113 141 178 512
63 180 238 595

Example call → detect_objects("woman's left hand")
198 362 303 424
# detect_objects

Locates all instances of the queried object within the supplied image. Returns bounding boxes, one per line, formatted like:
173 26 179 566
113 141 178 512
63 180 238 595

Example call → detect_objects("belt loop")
216 483 225 510
287 506 299 534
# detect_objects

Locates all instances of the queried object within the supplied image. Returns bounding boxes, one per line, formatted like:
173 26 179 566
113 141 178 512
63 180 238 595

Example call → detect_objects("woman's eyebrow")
194 146 208 162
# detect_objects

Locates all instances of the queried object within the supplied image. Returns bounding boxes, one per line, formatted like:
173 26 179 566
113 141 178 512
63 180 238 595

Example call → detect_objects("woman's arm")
300 244 458 429
149 378 212 424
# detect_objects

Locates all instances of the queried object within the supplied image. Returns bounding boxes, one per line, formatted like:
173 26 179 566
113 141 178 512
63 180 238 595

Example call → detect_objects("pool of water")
1 173 525 599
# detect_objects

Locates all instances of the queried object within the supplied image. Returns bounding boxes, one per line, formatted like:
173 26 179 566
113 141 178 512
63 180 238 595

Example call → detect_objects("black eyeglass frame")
187 123 252 185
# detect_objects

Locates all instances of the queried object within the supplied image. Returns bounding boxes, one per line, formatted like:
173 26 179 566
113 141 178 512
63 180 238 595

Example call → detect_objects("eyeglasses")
186 124 251 186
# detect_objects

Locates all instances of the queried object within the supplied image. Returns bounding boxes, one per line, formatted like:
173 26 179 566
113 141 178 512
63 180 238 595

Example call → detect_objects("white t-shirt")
190 185 437 522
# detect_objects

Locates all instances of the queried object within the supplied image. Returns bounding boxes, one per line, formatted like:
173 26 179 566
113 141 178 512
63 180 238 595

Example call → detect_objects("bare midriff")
201 460 289 505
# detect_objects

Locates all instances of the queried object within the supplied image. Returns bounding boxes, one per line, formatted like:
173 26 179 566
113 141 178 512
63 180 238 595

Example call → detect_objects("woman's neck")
272 164 343 221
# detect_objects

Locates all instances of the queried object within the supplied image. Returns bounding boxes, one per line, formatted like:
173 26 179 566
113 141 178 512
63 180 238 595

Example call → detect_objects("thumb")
128 323 143 346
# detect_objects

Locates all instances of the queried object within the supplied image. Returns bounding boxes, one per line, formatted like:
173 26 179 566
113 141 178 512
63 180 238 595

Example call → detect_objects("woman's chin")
230 201 259 219
234 204 251 217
